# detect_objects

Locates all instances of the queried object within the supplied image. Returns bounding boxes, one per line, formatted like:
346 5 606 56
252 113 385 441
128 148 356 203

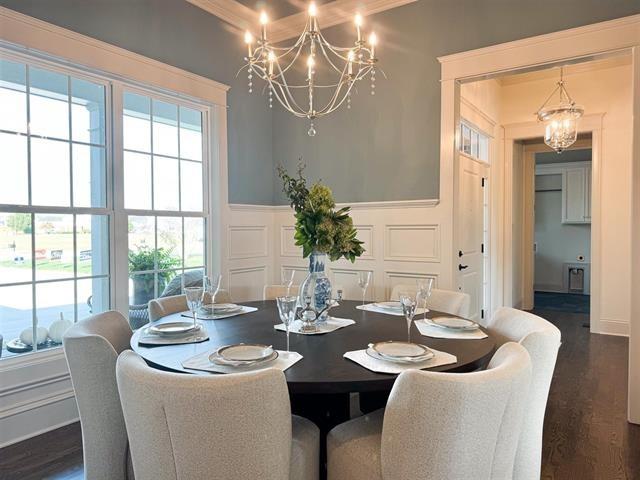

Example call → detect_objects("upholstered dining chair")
263 284 300 300
62 311 134 480
148 290 233 323
487 307 561 480
327 342 532 480
117 351 320 480
390 284 471 318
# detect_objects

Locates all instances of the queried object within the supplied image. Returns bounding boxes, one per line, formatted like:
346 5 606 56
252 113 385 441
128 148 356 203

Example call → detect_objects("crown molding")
186 0 417 42
186 0 258 29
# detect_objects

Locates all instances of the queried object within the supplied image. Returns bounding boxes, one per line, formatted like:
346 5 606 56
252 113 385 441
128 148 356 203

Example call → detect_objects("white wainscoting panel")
280 226 301 257
228 225 268 260
330 268 375 302
228 266 268 302
355 225 375 260
384 224 440 262
384 271 440 300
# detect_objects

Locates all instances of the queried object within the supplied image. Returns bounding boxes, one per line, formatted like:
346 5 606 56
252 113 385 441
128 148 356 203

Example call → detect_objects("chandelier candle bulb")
348 50 354 76
268 51 276 77
260 11 268 41
244 31 254 57
369 32 377 59
307 55 315 80
355 13 363 42
309 2 318 31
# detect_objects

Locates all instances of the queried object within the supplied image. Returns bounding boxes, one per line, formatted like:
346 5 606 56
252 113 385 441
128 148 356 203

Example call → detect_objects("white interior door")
457 155 489 321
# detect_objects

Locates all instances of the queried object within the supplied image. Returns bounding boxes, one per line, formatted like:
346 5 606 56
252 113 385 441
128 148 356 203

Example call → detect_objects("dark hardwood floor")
0 309 638 479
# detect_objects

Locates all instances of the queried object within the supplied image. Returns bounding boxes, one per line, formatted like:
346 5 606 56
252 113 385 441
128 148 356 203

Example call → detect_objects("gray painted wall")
3 1 640 204
0 0 274 204
273 0 640 204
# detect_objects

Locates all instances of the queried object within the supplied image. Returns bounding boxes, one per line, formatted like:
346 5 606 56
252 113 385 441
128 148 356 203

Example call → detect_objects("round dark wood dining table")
130 299 496 393
131 299 496 476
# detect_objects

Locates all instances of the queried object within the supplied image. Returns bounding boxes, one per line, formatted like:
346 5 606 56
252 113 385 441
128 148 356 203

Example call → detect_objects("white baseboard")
597 318 629 337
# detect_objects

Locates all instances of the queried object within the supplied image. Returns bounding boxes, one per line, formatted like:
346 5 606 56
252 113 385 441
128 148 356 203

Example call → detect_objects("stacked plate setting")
209 343 278 367
372 301 404 313
200 303 244 316
147 321 203 337
366 341 435 364
425 316 479 331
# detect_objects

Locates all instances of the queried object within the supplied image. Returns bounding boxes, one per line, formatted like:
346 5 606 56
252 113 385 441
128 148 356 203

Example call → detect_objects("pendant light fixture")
536 67 584 153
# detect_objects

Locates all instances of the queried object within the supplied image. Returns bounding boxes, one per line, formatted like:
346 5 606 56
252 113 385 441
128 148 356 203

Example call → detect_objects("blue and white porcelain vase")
299 251 332 322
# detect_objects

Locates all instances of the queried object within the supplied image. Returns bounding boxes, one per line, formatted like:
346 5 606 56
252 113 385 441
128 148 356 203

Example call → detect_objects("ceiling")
235 0 336 20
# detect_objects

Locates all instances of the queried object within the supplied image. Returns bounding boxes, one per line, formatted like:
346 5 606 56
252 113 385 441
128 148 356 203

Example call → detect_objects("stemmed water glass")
282 269 295 296
184 286 205 331
399 292 417 343
204 273 222 307
416 278 434 321
358 271 371 306
276 295 298 354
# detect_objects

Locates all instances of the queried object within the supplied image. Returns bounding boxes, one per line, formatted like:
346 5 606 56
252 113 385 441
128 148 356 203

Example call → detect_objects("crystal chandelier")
240 4 379 136
536 67 584 153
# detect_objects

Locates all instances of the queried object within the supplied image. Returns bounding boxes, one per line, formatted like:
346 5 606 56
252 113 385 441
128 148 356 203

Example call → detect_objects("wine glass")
282 269 295 296
416 278 434 321
203 273 222 308
276 295 298 353
184 286 204 331
358 271 371 306
399 292 417 343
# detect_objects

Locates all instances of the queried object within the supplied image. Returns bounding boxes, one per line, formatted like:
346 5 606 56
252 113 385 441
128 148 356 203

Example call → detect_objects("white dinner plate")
209 349 278 367
366 344 434 364
216 343 274 362
373 301 403 311
427 316 479 331
201 303 243 314
370 341 431 359
148 321 198 336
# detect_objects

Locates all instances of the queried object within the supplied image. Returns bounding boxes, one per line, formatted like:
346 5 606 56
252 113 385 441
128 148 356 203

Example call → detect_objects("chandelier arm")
271 40 308 79
316 40 350 75
316 81 349 115
270 78 309 117
271 65 312 115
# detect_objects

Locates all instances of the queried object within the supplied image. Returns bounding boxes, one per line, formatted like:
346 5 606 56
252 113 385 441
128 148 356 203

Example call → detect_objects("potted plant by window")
278 163 364 321
128 246 181 305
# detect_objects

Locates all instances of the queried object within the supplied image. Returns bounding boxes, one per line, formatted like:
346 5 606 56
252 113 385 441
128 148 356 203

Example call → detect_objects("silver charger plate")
427 316 479 331
209 349 278 367
148 321 198 336
366 345 434 364
216 343 274 362
200 303 243 315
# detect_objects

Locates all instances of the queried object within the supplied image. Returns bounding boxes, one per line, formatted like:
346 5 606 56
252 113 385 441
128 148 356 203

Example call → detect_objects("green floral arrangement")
277 162 364 262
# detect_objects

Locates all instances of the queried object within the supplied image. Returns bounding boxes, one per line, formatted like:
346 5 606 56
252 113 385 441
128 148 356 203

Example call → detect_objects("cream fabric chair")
148 290 233 322
327 342 532 480
62 311 134 480
263 284 300 300
117 351 319 480
487 307 561 480
390 284 471 318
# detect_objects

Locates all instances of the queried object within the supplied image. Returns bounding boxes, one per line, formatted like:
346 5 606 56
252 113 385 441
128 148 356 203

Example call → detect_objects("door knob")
458 264 469 271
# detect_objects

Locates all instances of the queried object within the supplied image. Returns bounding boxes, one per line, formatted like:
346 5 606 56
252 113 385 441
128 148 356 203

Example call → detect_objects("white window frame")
0 45 217 359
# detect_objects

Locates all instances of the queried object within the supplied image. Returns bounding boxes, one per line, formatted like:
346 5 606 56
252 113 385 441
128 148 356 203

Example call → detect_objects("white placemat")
343 347 457 374
180 306 257 320
182 350 302 374
138 325 209 346
415 319 488 340
356 303 427 317
274 317 355 335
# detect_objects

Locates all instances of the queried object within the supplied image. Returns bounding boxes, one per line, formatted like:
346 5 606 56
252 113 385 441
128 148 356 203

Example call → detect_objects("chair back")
63 311 133 480
390 285 471 317
148 294 187 322
263 285 300 300
117 351 292 480
488 307 561 480
381 342 532 480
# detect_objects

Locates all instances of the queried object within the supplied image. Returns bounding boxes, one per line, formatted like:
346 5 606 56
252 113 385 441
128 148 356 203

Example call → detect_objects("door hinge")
481 309 485 319
481 243 484 253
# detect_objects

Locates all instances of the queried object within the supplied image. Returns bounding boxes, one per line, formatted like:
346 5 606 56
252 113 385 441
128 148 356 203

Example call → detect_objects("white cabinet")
563 166 591 223
536 161 591 224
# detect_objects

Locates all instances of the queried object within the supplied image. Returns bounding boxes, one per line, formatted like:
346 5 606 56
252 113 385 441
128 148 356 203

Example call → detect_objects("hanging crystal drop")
269 86 273 108
308 122 316 137
347 91 351 110
371 68 376 96
248 67 253 94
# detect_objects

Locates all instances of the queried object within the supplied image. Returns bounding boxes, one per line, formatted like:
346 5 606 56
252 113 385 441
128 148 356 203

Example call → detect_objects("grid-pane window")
460 120 490 163
124 91 207 313
0 57 110 357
